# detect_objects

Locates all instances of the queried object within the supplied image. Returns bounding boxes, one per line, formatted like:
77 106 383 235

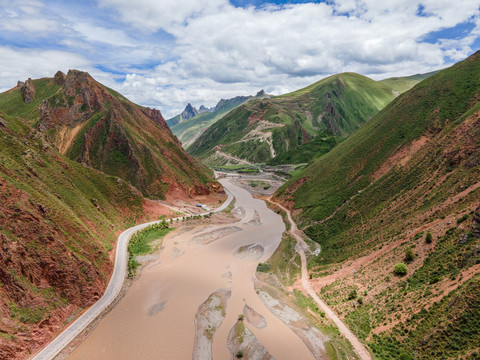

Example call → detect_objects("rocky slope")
275 52 480 359
0 71 221 359
167 91 268 148
0 112 146 359
0 70 215 199
189 73 427 165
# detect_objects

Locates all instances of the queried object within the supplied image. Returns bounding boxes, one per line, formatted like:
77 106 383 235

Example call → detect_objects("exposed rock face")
53 70 66 85
18 78 36 103
181 103 199 121
32 70 215 199
198 104 213 113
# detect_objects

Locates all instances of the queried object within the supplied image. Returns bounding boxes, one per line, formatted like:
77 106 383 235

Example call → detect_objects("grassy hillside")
379 70 439 94
276 52 480 359
0 112 146 359
189 72 423 165
0 70 214 200
168 95 252 148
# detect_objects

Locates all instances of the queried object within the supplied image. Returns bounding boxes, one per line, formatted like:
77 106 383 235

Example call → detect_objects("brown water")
68 178 316 360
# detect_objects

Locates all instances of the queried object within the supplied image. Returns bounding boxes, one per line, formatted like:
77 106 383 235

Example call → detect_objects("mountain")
188 72 427 165
166 102 213 127
167 91 268 148
275 52 480 358
0 111 147 359
0 71 221 358
379 70 439 94
0 70 215 199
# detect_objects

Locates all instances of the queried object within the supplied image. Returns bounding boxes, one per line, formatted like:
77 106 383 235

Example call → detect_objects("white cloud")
96 0 227 31
116 1 480 117
0 0 60 35
0 47 92 91
1 1 480 118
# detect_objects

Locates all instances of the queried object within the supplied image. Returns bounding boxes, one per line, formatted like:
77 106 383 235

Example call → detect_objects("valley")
62 176 332 360
3 3 480 360
1 41 479 360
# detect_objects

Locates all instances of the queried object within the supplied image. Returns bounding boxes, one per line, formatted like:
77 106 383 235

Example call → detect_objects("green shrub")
426 232 433 244
348 289 357 300
457 214 469 224
394 263 408 276
256 262 271 272
405 247 415 262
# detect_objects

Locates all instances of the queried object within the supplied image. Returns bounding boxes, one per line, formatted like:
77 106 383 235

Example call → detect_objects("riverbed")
67 177 324 360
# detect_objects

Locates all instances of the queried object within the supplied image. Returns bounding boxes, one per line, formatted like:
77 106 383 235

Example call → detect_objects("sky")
1 0 480 118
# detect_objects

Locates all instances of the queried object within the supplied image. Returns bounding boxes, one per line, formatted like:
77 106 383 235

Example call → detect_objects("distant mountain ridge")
188 72 429 165
167 90 270 148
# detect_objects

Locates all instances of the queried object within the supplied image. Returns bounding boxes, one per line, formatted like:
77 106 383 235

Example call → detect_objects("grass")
127 220 171 278
168 95 251 147
279 51 480 265
275 52 480 359
189 71 422 164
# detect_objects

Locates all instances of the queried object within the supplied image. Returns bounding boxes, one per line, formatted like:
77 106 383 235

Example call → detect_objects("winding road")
31 189 233 360
269 199 372 360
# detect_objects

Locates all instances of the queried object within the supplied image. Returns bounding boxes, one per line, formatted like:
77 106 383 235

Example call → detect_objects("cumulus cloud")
97 0 227 31
0 0 479 117
0 47 92 91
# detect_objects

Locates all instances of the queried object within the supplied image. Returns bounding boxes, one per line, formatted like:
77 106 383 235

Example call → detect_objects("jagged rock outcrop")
27 70 215 199
18 78 36 103
181 103 199 121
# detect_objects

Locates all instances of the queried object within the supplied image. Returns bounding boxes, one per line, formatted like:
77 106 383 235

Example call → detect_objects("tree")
394 263 408 276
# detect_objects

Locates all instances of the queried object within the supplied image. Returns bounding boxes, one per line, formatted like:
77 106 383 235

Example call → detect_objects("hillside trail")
268 198 372 360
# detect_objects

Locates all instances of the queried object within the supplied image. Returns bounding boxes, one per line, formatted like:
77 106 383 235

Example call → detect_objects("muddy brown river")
68 177 322 360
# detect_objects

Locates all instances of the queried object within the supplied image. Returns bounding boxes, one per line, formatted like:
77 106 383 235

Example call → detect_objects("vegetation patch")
127 220 171 278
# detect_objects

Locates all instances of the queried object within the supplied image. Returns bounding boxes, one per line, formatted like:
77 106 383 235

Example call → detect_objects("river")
67 177 319 360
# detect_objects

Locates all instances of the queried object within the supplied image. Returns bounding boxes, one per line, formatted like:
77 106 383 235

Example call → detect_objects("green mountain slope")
378 70 439 94
0 71 223 358
0 112 146 358
167 95 254 148
0 70 214 199
276 52 480 359
189 72 423 165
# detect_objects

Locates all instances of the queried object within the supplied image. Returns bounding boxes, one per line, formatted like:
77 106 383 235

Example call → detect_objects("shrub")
236 350 244 358
404 247 415 262
256 262 271 272
394 263 408 276
348 289 357 300
425 232 433 244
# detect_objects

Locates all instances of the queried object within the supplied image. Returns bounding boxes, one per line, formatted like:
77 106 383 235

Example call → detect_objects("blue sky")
1 0 480 117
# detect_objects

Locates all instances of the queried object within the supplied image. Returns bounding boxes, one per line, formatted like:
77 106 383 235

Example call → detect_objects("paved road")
31 189 233 360
269 198 372 360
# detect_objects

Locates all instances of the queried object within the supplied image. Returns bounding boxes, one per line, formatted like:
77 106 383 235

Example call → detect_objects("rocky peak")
198 105 213 113
256 89 266 97
215 99 227 110
181 103 198 121
17 78 36 103
53 70 66 85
